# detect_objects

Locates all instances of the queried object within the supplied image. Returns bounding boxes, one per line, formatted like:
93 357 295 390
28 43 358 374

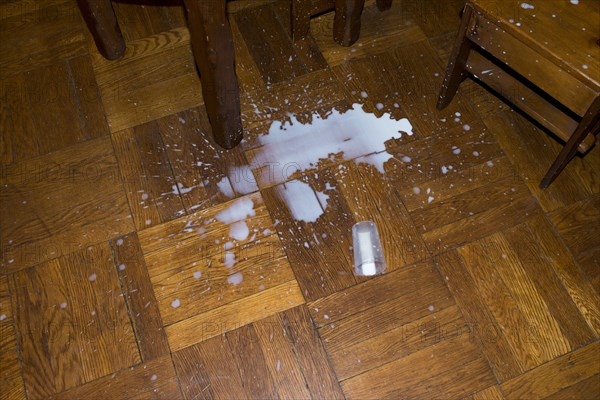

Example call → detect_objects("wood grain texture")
165 281 304 352
47 355 181 400
2 0 600 398
0 136 134 272
173 306 342 399
9 243 140 398
91 27 202 132
112 121 185 231
111 233 170 362
486 109 599 213
0 0 87 79
500 341 600 400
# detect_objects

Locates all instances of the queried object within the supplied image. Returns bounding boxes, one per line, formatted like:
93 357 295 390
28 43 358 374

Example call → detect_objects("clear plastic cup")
352 221 386 276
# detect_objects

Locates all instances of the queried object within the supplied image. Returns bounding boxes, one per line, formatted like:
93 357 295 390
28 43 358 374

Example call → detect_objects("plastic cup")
352 221 386 276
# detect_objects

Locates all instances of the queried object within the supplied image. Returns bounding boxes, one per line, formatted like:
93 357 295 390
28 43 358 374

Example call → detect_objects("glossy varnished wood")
1 0 599 399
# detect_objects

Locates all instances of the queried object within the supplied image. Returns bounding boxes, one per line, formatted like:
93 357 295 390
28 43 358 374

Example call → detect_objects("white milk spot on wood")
193 271 202 279
520 3 534 9
227 272 244 285
150 374 157 381
119 263 126 271
171 299 181 308
224 252 236 268
88 273 97 282
355 152 394 174
60 302 67 309
215 198 255 224
0 314 6 321
217 176 235 198
251 104 414 186
223 241 234 250
229 221 250 241
116 238 123 246
229 166 259 195
276 180 325 223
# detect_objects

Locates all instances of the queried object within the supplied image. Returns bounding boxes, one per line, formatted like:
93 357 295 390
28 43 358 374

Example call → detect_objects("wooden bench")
438 0 599 188
291 0 393 46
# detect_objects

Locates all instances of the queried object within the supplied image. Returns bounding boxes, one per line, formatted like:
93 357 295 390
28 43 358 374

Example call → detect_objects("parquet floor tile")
172 305 343 400
1 136 134 272
8 243 140 399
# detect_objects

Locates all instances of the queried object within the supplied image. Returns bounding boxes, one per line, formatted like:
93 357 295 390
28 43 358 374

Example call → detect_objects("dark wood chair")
79 0 388 149
437 0 599 188
77 0 243 149
291 0 393 46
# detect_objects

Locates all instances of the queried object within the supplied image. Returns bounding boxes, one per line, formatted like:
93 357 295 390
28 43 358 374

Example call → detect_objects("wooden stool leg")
437 6 474 110
184 0 243 149
376 0 393 11
334 0 366 46
77 0 125 60
540 98 600 188
291 0 312 42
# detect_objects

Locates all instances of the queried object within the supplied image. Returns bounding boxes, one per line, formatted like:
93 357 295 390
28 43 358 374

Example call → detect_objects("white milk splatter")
88 273 97 282
520 3 534 9
171 299 181 308
275 180 327 223
216 176 235 198
193 271 202 279
227 272 244 285
224 252 236 268
228 165 259 195
229 221 250 241
215 198 255 224
250 104 414 186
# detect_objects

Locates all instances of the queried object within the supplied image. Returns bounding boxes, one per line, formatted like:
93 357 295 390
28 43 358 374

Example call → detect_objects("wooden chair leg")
183 0 243 149
437 6 474 110
334 0 366 46
77 0 125 60
291 0 312 42
540 97 600 188
376 0 393 11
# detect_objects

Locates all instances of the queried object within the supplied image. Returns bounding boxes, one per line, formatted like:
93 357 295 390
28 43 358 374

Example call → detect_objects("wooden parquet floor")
1 0 599 399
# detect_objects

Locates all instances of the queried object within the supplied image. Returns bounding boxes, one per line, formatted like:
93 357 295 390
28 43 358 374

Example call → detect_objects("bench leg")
437 6 474 110
540 98 600 188
77 0 125 60
184 0 243 149
376 0 393 11
334 0 365 46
